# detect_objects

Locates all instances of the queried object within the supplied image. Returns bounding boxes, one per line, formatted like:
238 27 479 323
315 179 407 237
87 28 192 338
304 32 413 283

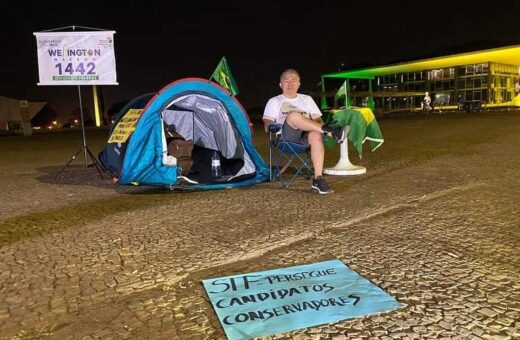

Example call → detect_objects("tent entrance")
189 146 245 184
161 93 255 184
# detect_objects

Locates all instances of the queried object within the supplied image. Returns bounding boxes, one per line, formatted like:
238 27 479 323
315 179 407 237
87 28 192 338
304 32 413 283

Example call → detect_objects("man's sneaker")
311 176 334 194
322 125 345 143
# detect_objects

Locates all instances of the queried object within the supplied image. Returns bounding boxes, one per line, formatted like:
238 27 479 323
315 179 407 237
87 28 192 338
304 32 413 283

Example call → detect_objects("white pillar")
324 126 366 175
93 85 101 127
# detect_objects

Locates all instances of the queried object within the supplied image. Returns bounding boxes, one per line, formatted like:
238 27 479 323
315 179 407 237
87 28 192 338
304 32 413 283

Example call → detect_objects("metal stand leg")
55 85 106 179
54 146 105 179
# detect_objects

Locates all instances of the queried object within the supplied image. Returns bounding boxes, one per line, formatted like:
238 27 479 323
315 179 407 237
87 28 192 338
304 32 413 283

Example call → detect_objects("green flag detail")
210 57 239 96
335 80 347 101
326 107 384 158
320 96 328 110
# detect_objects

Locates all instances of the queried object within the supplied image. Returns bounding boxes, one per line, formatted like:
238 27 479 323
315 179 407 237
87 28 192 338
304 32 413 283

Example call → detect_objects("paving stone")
1 115 519 339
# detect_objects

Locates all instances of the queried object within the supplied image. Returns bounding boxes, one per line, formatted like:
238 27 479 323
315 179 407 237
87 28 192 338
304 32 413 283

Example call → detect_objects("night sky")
1 0 519 121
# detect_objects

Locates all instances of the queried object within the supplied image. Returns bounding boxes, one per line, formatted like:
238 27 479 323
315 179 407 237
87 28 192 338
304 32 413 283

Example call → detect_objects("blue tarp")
203 259 403 339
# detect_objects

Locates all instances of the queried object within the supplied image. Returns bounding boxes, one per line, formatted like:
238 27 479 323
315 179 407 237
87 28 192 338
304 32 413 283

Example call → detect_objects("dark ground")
0 111 519 339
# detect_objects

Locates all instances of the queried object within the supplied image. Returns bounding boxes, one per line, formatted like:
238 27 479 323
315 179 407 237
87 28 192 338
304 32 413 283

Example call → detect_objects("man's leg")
281 120 333 194
286 111 324 133
307 131 324 177
286 111 324 175
286 111 344 144
308 131 334 194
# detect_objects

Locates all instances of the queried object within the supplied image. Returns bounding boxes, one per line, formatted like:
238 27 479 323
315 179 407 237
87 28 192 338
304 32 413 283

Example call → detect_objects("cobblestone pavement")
0 113 519 339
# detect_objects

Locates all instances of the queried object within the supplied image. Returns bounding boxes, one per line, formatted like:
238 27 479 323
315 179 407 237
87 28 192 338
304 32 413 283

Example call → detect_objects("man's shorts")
281 121 309 147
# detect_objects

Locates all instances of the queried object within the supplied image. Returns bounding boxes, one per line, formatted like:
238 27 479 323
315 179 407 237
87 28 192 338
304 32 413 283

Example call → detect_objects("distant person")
263 68 344 195
422 91 432 111
458 95 464 111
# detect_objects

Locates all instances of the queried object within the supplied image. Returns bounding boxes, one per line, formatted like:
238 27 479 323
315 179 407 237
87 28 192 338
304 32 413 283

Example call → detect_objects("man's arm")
313 116 324 125
262 97 279 132
263 118 274 132
306 95 324 125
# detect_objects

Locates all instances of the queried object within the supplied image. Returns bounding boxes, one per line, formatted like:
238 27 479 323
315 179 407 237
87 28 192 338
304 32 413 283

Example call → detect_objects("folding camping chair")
268 123 313 188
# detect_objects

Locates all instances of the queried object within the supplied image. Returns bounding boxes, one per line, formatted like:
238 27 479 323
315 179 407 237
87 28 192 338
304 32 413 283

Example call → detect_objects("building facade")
375 62 519 112
321 45 520 113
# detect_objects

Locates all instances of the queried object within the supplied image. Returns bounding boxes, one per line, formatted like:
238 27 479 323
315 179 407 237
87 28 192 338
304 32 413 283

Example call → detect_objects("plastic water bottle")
211 150 221 178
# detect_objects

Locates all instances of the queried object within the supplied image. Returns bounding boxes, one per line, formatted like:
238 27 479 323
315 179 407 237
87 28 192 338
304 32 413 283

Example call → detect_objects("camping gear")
166 135 194 176
268 123 313 188
99 78 269 190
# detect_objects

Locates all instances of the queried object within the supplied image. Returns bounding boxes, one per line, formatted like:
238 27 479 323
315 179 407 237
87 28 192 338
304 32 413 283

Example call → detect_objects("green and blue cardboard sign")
202 259 402 339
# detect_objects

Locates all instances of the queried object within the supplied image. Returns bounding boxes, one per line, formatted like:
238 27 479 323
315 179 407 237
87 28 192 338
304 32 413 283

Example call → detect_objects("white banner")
34 31 118 86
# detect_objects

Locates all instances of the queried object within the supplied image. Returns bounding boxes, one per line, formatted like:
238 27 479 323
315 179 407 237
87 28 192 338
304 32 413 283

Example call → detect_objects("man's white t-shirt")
263 94 322 124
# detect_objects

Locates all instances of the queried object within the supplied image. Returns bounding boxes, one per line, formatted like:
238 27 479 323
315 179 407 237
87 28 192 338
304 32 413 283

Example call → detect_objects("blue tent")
99 78 269 190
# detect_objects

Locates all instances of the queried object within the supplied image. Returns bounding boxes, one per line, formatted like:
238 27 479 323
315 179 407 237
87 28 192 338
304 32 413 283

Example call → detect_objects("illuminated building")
321 45 520 113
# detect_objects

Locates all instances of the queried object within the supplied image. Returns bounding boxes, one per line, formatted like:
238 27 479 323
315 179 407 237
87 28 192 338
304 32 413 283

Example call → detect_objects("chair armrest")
268 123 282 133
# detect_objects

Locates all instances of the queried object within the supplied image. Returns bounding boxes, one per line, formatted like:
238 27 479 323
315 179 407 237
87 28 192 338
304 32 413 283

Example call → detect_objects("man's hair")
280 69 300 81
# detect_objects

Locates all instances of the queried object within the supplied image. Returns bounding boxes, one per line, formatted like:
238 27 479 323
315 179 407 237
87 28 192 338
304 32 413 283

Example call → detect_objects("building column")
345 79 352 107
368 79 375 111
20 100 32 137
93 86 102 127
488 63 493 104
320 77 328 110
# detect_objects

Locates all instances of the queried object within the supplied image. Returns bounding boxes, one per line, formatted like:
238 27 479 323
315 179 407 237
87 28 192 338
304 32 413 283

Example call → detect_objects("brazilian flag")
324 107 384 158
210 57 239 96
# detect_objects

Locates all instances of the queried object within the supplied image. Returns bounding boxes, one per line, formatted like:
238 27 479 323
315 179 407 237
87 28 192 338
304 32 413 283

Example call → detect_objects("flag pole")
54 24 106 179
208 56 222 83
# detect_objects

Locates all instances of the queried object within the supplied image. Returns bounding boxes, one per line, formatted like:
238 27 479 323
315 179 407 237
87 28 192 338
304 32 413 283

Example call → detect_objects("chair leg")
269 139 313 189
279 161 292 176
269 136 273 182
276 154 313 188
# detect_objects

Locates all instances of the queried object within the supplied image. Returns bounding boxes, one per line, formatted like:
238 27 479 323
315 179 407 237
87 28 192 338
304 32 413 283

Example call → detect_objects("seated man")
263 68 344 195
